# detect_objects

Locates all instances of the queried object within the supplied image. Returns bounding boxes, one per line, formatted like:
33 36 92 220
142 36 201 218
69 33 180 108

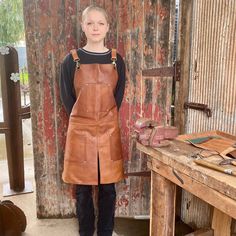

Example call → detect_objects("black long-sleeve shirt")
59 48 126 115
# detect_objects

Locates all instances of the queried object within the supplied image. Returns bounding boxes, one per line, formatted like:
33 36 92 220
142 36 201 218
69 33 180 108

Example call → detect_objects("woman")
59 5 126 236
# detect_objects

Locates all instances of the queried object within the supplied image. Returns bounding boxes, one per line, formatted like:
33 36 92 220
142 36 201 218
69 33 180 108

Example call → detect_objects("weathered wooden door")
116 0 176 217
23 0 176 218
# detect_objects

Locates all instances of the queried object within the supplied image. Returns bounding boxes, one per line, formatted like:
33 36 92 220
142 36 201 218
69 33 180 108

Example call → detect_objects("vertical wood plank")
212 208 232 236
23 0 78 217
128 0 144 216
115 0 132 217
104 0 117 48
175 0 196 227
150 171 176 236
175 0 193 133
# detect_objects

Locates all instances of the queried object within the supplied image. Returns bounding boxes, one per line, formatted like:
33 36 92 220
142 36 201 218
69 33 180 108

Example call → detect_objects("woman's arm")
59 54 76 115
115 54 126 110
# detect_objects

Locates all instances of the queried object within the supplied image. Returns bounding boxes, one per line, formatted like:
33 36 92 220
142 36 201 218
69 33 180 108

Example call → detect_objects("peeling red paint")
157 3 169 21
156 44 167 65
117 195 129 207
38 0 49 11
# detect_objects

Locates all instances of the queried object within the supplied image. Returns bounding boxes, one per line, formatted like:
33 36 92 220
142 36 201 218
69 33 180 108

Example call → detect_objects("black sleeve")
59 54 76 115
115 53 126 110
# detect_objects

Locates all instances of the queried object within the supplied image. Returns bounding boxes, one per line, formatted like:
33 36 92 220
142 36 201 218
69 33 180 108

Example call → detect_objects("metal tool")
219 159 236 166
194 159 236 176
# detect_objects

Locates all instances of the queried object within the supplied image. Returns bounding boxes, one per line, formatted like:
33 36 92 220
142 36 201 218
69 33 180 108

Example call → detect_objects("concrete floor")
0 119 196 236
0 119 149 235
0 158 149 236
0 118 196 235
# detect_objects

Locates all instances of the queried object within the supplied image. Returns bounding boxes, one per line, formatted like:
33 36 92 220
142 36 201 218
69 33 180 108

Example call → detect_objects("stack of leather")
134 118 178 147
0 200 26 236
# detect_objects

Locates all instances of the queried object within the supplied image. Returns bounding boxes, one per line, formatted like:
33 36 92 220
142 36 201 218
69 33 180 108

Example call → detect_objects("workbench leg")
212 208 232 236
150 171 176 236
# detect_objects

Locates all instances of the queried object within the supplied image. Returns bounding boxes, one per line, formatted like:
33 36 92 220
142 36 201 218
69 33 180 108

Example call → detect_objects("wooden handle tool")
194 159 236 176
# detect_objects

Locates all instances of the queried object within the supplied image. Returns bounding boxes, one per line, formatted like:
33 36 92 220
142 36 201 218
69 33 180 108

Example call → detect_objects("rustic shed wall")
23 0 176 217
177 0 236 229
186 0 236 134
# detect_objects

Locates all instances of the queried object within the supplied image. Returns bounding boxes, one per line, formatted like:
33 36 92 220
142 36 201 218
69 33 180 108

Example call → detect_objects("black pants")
75 158 116 236
76 184 116 236
75 184 116 236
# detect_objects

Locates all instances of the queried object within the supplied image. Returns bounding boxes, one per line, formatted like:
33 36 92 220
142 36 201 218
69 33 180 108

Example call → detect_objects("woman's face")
82 10 109 44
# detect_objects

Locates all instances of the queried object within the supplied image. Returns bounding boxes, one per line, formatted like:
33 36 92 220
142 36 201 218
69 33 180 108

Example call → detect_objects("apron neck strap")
70 49 80 69
111 49 117 69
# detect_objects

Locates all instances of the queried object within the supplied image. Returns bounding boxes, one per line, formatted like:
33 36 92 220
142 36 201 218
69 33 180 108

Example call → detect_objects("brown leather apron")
62 49 124 185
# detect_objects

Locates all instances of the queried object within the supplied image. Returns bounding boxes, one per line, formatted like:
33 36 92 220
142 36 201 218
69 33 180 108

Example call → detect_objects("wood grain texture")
150 171 176 236
137 141 236 220
137 141 236 201
212 208 232 236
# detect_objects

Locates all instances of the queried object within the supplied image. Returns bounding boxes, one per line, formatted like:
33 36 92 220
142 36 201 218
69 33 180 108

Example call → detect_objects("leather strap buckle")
70 49 80 69
111 49 117 69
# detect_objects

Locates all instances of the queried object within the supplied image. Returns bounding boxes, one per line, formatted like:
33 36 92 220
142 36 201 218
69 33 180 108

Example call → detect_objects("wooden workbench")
137 140 236 236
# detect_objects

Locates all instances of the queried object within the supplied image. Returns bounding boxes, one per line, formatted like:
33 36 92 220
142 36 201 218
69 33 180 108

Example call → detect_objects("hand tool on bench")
219 146 236 166
194 159 236 176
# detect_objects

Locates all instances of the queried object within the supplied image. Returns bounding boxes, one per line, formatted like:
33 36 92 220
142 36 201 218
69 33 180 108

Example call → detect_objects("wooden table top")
136 139 236 202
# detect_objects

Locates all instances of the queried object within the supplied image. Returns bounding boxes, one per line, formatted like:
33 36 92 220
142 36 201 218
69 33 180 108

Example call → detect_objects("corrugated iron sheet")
182 0 236 229
186 0 236 135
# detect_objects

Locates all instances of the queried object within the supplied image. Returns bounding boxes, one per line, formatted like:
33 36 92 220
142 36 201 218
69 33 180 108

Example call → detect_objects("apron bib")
62 49 124 185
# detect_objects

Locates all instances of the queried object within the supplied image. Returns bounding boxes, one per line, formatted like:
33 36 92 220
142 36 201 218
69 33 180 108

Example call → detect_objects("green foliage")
20 71 29 84
0 0 24 46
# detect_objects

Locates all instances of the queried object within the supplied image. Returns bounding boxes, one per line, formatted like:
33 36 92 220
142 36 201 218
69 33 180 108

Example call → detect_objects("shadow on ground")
114 218 149 236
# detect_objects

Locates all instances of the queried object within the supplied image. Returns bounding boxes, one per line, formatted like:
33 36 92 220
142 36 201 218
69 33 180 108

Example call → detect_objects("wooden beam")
212 208 232 236
137 141 236 201
175 0 193 133
150 171 176 236
147 158 236 219
142 67 174 77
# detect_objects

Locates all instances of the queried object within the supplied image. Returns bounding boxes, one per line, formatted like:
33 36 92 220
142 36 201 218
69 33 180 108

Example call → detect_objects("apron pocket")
110 129 122 161
66 132 87 163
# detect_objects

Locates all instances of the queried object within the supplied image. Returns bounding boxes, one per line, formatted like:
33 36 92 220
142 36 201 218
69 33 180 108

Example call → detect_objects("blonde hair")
82 5 109 23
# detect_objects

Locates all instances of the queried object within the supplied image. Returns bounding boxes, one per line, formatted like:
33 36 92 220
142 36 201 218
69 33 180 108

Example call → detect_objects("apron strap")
111 48 117 69
70 49 80 69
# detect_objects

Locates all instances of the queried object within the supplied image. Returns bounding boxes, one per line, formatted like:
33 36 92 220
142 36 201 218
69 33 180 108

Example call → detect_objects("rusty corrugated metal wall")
186 0 236 134
179 0 236 229
23 0 176 217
